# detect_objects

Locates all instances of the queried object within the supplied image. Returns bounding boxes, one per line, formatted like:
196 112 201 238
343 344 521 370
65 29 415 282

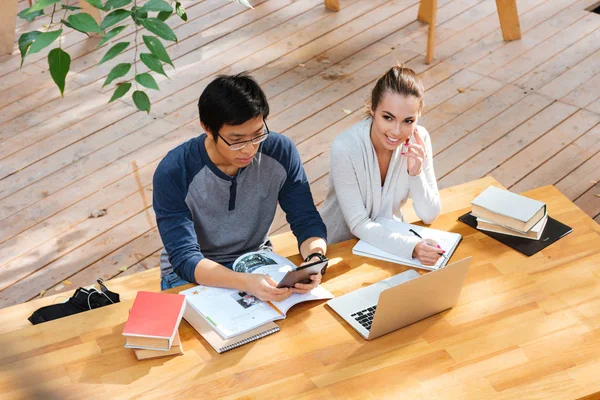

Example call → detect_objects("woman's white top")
321 118 441 260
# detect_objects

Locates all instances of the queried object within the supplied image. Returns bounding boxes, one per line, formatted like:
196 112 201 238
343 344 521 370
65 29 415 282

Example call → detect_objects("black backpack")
28 279 120 325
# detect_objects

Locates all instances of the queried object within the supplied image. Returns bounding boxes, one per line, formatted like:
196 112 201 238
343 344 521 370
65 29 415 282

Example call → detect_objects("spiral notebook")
183 306 279 354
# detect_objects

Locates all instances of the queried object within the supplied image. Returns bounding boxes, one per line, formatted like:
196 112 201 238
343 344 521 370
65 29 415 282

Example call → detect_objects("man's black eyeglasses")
217 122 270 151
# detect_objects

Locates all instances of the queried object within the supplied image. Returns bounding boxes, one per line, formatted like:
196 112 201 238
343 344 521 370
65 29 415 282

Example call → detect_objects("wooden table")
1 177 599 399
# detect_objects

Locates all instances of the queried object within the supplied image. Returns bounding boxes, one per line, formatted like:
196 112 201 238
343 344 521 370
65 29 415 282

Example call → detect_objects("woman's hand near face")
403 128 427 176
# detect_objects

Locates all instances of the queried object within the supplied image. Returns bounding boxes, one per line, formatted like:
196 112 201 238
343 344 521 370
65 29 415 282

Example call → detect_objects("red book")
123 291 186 351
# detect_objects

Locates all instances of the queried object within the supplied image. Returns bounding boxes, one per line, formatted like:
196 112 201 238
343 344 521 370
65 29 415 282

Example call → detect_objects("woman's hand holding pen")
412 239 446 266
403 128 426 177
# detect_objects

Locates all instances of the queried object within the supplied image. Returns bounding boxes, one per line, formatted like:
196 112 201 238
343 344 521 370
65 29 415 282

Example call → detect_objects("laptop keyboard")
351 305 377 331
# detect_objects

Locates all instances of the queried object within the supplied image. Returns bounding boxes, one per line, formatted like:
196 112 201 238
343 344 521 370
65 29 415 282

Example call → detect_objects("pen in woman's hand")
409 229 448 260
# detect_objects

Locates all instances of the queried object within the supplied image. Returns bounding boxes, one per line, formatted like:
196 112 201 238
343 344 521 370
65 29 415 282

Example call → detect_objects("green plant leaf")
48 48 71 97
109 82 132 102
103 62 131 87
18 31 41 66
104 0 131 10
135 73 159 90
175 2 188 21
85 0 105 10
18 8 43 22
98 41 129 65
100 9 131 30
140 0 172 13
133 90 151 113
28 29 63 55
157 10 172 21
139 53 167 77
142 35 173 67
131 6 148 25
97 25 127 48
67 13 102 33
140 18 177 42
25 0 61 14
61 5 82 11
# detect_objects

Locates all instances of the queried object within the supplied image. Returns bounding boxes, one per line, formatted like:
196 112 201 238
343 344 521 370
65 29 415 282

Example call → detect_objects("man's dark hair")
198 72 270 139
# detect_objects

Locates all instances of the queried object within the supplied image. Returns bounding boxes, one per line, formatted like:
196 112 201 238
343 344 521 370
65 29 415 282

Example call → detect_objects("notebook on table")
352 217 462 271
458 212 572 256
183 306 280 354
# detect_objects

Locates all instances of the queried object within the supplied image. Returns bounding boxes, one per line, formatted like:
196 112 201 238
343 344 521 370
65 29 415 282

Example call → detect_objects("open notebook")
352 218 462 270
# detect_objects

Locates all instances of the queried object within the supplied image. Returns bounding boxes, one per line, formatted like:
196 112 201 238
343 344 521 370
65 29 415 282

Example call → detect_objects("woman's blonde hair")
368 65 425 115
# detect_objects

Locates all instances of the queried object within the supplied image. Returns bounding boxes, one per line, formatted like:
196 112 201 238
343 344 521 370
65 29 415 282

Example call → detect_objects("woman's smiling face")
370 92 421 152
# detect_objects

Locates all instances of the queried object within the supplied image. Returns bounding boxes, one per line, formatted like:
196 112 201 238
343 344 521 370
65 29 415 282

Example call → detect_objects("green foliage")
100 9 132 30
97 26 127 48
67 13 102 34
140 18 177 42
98 42 130 65
133 90 151 113
48 48 71 97
140 0 173 13
110 82 132 102
135 73 159 90
16 0 254 113
103 63 132 87
140 53 167 77
175 2 188 21
143 35 173 67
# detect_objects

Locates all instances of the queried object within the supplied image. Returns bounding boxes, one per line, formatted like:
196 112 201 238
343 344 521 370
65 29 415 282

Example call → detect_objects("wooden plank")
431 83 527 156
407 0 497 55
0 203 158 307
445 0 569 70
438 101 579 188
561 73 600 110
574 187 600 221
434 93 553 181
512 124 600 194
490 109 600 188
257 1 424 99
0 123 197 269
420 76 505 132
556 150 600 204
587 98 600 115
42 229 162 297
537 49 600 100
0 101 138 183
490 14 600 84
465 0 592 75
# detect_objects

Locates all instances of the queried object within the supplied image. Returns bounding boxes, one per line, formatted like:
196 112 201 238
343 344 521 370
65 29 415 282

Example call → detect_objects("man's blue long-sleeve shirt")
153 132 327 283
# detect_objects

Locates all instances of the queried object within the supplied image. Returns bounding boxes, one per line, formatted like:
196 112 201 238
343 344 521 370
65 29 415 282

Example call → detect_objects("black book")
458 212 572 256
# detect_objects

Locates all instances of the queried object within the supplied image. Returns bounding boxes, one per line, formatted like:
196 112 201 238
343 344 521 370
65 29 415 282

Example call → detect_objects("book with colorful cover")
122 291 186 351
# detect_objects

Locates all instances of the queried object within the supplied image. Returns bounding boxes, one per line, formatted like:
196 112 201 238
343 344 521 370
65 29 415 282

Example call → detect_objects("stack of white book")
470 186 548 240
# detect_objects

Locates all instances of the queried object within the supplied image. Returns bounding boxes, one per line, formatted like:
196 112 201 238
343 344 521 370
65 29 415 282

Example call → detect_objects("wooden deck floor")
1 0 599 308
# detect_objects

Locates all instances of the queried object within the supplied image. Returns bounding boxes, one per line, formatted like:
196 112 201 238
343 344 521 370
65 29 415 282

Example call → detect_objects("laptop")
326 257 472 340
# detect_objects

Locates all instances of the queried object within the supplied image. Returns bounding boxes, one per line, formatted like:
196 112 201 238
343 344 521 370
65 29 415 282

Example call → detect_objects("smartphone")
401 130 414 154
276 258 329 289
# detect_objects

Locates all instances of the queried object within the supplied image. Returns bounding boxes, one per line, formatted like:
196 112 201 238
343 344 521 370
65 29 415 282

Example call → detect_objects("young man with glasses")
153 73 327 302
